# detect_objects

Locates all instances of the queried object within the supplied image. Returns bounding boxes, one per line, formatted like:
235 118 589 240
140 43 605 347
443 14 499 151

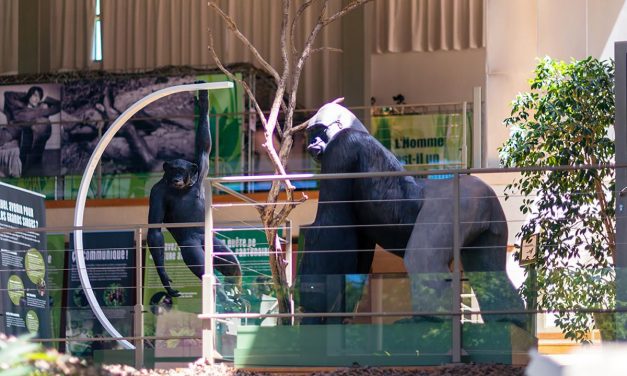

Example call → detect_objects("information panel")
67 231 135 356
0 182 50 339
371 113 470 169
143 228 277 360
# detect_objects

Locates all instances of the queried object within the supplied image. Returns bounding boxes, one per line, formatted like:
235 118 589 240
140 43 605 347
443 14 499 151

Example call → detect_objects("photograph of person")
0 84 62 177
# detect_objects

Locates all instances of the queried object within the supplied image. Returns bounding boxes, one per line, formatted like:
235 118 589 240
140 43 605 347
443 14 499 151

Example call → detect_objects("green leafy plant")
0 334 116 376
0 335 39 376
499 56 616 342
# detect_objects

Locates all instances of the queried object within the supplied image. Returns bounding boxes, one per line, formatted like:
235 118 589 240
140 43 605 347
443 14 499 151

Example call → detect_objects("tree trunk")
265 227 291 325
593 311 616 341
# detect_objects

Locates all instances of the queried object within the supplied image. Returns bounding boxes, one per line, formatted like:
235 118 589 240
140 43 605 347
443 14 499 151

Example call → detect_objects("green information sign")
25 310 39 334
143 231 203 359
144 227 278 360
216 229 273 278
25 248 46 285
7 275 24 306
371 113 471 169
46 234 66 349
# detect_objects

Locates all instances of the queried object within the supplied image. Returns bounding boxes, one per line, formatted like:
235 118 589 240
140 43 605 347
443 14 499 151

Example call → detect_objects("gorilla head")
163 159 198 189
306 103 369 162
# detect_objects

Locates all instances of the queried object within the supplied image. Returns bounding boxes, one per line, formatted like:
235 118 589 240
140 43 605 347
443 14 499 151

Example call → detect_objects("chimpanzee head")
163 159 198 189
305 103 369 162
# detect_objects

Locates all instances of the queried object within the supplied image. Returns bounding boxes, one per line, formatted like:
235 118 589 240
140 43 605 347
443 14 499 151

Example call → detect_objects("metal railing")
0 163 622 369
198 163 623 365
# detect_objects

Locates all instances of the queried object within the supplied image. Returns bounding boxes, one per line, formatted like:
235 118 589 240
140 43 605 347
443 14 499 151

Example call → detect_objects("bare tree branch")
290 119 310 135
261 133 295 191
322 0 374 26
281 0 290 76
207 29 268 130
260 54 296 193
290 0 315 54
208 1 281 84
274 0 291 142
260 0 300 196
204 0 372 318
280 0 328 168
275 192 308 226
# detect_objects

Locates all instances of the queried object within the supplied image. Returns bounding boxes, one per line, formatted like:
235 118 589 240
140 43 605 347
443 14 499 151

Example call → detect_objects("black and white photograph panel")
60 75 197 176
0 84 62 177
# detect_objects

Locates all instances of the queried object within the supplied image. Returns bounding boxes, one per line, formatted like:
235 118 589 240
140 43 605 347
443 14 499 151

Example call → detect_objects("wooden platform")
537 330 601 355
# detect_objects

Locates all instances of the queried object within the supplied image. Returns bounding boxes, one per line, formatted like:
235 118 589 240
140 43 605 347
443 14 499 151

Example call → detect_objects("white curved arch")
73 82 233 349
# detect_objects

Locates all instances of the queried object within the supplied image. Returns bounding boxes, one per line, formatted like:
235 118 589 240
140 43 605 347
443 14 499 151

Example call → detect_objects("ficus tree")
499 56 616 342
207 0 372 319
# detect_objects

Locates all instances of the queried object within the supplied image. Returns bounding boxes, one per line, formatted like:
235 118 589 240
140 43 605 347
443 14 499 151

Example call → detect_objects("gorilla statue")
147 88 241 298
298 102 525 327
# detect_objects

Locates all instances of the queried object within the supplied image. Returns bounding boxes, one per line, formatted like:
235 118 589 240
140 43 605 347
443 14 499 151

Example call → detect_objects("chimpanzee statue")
299 102 526 328
147 88 241 298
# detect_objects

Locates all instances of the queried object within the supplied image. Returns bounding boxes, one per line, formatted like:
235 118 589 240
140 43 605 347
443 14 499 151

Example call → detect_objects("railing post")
285 220 294 325
452 172 462 362
614 41 627 340
472 86 482 168
202 180 216 363
462 101 468 168
133 227 144 369
215 118 220 176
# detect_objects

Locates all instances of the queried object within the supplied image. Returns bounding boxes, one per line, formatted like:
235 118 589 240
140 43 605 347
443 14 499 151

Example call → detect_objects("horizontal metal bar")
208 163 627 184
0 220 218 234
213 182 260 204
31 335 201 343
198 306 627 320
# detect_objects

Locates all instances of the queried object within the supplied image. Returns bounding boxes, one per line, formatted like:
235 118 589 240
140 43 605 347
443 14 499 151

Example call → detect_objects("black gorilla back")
315 129 422 256
299 128 423 324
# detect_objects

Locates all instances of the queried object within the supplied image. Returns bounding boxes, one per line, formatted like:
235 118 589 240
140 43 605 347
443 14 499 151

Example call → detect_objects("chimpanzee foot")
165 286 180 298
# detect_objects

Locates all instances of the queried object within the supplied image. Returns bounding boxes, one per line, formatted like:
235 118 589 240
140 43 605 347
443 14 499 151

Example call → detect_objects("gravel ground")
105 359 526 376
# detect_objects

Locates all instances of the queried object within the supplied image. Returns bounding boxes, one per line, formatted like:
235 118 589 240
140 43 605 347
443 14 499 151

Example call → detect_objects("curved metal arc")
73 82 233 349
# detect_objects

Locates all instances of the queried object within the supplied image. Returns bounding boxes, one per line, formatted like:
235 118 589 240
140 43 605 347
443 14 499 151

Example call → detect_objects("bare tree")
207 0 372 318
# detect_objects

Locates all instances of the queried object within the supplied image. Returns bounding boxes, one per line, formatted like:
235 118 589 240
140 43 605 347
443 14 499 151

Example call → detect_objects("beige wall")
484 0 537 169
371 0 627 169
370 48 486 106
485 0 627 169
589 0 627 59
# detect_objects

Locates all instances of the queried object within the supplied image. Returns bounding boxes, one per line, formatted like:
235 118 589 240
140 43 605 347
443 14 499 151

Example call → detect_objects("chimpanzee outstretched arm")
147 182 180 297
195 89 211 180
193 88 243 287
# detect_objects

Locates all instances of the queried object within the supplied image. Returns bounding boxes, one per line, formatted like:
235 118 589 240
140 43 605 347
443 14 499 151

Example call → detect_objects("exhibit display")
72 82 234 350
228 103 534 367
298 102 524 326
147 87 242 298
